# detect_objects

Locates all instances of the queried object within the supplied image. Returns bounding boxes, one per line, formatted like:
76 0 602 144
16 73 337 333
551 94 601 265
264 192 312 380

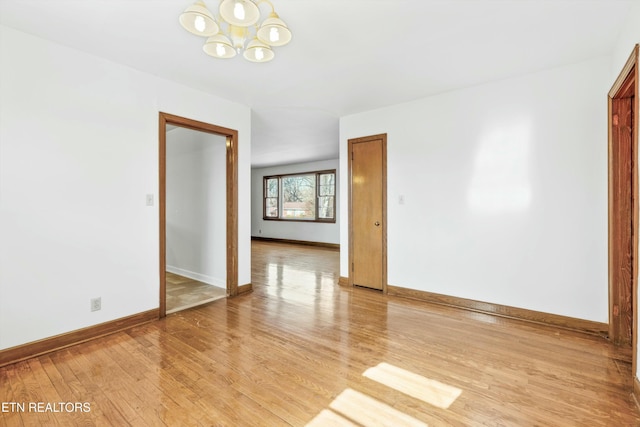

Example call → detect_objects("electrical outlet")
91 297 101 312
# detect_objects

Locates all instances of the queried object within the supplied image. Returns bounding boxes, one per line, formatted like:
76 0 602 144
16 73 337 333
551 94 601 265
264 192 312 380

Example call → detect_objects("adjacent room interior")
165 125 228 313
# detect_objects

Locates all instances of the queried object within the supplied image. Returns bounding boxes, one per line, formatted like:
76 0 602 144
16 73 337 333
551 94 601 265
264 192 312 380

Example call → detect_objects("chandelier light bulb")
194 15 206 33
203 34 236 58
269 27 279 43
233 1 245 20
219 0 259 26
179 1 219 37
257 13 291 47
243 38 274 62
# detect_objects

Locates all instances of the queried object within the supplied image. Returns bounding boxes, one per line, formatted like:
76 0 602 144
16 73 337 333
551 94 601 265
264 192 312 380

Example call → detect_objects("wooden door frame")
608 45 639 373
348 133 388 292
159 112 239 317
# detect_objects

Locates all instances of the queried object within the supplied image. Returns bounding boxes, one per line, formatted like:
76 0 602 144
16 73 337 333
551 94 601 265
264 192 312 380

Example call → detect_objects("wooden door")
349 134 387 291
611 96 634 345
609 47 638 349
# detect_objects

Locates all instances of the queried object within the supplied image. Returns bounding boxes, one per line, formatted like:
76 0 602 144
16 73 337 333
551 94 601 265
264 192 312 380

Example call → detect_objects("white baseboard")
166 266 226 289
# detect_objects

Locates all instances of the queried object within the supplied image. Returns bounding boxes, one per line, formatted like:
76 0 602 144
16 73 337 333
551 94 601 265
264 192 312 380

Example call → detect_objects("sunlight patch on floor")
329 388 428 427
363 362 462 409
306 362 465 426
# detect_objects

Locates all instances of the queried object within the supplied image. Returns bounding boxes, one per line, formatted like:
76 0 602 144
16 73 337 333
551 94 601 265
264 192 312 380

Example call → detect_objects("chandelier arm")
254 0 276 14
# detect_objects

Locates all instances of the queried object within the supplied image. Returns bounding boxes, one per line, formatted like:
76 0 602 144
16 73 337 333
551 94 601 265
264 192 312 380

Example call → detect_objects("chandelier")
179 0 292 63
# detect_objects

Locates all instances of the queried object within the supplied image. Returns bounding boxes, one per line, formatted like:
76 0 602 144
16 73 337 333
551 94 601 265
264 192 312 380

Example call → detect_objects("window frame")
263 176 279 219
263 169 336 223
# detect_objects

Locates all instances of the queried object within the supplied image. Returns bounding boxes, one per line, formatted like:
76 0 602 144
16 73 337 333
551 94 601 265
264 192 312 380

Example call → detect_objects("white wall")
252 159 339 244
611 2 640 80
340 56 610 322
166 128 226 287
0 25 251 350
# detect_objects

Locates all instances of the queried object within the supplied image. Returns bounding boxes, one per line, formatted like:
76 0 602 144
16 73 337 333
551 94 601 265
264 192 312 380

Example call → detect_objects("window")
264 177 279 218
263 170 336 222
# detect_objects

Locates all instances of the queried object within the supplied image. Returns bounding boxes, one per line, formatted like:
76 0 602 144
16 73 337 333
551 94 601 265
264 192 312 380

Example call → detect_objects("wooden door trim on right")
608 45 638 376
348 134 387 292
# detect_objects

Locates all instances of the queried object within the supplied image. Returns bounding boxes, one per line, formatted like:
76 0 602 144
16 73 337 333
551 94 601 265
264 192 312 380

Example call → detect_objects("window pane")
319 173 335 186
265 197 278 217
319 173 335 196
266 178 278 197
318 196 334 219
282 174 315 219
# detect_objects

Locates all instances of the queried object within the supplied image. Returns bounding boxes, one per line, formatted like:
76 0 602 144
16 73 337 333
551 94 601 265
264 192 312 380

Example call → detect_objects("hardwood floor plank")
54 347 133 426
37 354 96 426
165 272 226 314
0 240 639 426
120 316 287 426
1 363 25 427
24 358 71 425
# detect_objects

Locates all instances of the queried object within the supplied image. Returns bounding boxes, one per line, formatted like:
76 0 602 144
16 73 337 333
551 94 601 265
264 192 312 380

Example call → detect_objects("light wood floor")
1 240 639 426
165 272 226 314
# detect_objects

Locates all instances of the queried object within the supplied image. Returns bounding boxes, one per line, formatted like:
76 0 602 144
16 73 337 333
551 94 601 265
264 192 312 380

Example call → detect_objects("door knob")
374 221 380 226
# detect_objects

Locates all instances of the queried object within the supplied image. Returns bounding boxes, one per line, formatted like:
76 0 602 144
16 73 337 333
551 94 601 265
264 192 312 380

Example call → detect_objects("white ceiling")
0 0 633 167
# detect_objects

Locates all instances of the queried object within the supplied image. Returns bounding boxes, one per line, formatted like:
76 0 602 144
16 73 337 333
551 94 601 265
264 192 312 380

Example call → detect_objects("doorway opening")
164 127 226 313
159 112 239 317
